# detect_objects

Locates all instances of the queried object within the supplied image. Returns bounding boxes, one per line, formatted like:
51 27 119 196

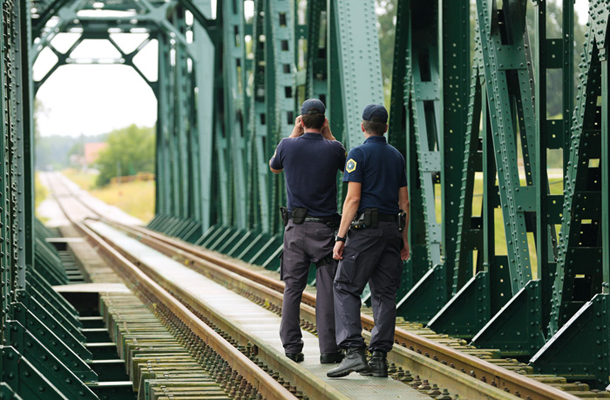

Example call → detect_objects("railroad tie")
99 292 250 400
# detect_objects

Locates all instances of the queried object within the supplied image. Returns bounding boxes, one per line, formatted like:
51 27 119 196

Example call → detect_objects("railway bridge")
2 0 610 399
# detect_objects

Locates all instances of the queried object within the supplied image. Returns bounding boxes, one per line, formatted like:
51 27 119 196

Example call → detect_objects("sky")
34 0 591 137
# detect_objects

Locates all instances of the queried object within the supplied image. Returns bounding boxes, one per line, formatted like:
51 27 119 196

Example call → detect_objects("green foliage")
524 1 588 118
33 98 46 141
35 133 107 170
67 141 84 158
376 0 398 110
95 124 155 187
34 172 48 215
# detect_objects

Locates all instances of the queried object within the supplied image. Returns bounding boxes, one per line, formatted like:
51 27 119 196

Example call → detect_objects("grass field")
434 173 564 279
62 168 155 223
62 167 562 276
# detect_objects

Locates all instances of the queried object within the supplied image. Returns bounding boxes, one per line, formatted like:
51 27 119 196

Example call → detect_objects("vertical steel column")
0 0 9 345
439 0 470 292
192 0 215 228
328 0 383 148
251 0 275 233
173 11 190 221
305 0 327 102
408 1 442 272
269 0 296 140
548 21 602 334
396 0 472 323
388 0 417 296
156 33 173 219
396 2 446 321
12 0 26 292
603 32 610 297
19 0 33 271
221 0 248 229
533 0 571 330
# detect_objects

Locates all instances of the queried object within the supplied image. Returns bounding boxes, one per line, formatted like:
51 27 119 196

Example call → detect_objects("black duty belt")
290 215 336 224
357 212 397 222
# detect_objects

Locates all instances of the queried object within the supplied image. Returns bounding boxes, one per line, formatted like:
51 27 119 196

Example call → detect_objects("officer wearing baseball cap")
269 98 346 364
327 104 410 378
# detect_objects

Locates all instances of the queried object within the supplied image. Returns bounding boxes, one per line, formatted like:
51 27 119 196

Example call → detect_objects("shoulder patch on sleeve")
346 158 357 173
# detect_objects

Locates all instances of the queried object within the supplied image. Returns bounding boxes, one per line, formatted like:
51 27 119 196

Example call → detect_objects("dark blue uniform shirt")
343 135 407 214
270 132 346 217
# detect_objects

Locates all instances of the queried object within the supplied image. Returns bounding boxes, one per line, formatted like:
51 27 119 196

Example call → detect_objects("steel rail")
45 174 299 400
108 225 578 400
87 220 348 400
49 172 581 400
117 222 578 400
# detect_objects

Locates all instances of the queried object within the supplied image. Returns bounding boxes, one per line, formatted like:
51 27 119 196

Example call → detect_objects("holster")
398 210 406 232
291 207 307 224
327 214 341 229
350 208 379 229
350 213 366 230
280 207 290 226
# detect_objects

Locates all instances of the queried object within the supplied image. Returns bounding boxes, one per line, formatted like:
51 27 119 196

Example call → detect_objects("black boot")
326 348 370 377
320 351 344 364
360 350 388 377
285 352 304 362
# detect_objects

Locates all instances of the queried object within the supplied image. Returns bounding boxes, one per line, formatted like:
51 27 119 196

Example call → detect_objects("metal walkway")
86 221 429 399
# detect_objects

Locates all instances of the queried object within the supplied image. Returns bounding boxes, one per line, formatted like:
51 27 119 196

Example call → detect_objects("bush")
95 124 155 187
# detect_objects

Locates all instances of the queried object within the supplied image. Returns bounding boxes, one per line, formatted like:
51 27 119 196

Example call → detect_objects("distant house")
84 142 108 165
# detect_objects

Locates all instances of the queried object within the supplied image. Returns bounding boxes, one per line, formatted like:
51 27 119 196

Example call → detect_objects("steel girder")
14 0 610 389
393 0 595 360
385 0 610 383
2 0 102 395
171 0 384 273
528 1 610 386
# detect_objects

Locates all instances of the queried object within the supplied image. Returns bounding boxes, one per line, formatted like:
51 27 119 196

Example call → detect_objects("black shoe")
320 351 344 364
360 350 388 377
286 352 304 362
326 348 370 377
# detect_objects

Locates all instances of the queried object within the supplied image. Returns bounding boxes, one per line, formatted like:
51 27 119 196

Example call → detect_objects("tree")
33 98 47 141
95 124 155 187
524 0 588 118
376 0 398 109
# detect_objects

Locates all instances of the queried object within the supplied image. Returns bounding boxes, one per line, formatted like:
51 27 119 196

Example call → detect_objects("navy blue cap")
362 104 388 123
301 99 326 115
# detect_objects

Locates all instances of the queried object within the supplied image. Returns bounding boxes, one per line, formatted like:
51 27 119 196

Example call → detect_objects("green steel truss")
1 0 610 394
149 0 385 271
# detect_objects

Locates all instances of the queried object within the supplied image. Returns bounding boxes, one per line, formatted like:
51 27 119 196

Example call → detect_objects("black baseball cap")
301 99 326 115
362 104 388 123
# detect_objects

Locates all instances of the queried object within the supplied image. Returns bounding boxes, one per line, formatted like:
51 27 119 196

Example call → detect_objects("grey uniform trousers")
280 220 340 354
334 221 403 353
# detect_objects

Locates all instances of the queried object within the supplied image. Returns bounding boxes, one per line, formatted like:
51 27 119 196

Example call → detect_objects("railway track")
44 171 610 400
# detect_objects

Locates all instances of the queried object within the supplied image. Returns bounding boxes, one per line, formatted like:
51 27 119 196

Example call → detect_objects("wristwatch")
335 235 346 242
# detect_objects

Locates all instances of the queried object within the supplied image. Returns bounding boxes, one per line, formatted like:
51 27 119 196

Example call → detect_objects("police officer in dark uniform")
269 99 346 364
327 104 410 378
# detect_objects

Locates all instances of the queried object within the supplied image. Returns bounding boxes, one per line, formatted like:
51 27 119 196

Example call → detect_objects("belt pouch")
292 207 307 224
364 208 379 228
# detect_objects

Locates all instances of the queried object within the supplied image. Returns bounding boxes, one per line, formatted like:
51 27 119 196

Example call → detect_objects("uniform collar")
364 135 387 144
302 132 324 140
